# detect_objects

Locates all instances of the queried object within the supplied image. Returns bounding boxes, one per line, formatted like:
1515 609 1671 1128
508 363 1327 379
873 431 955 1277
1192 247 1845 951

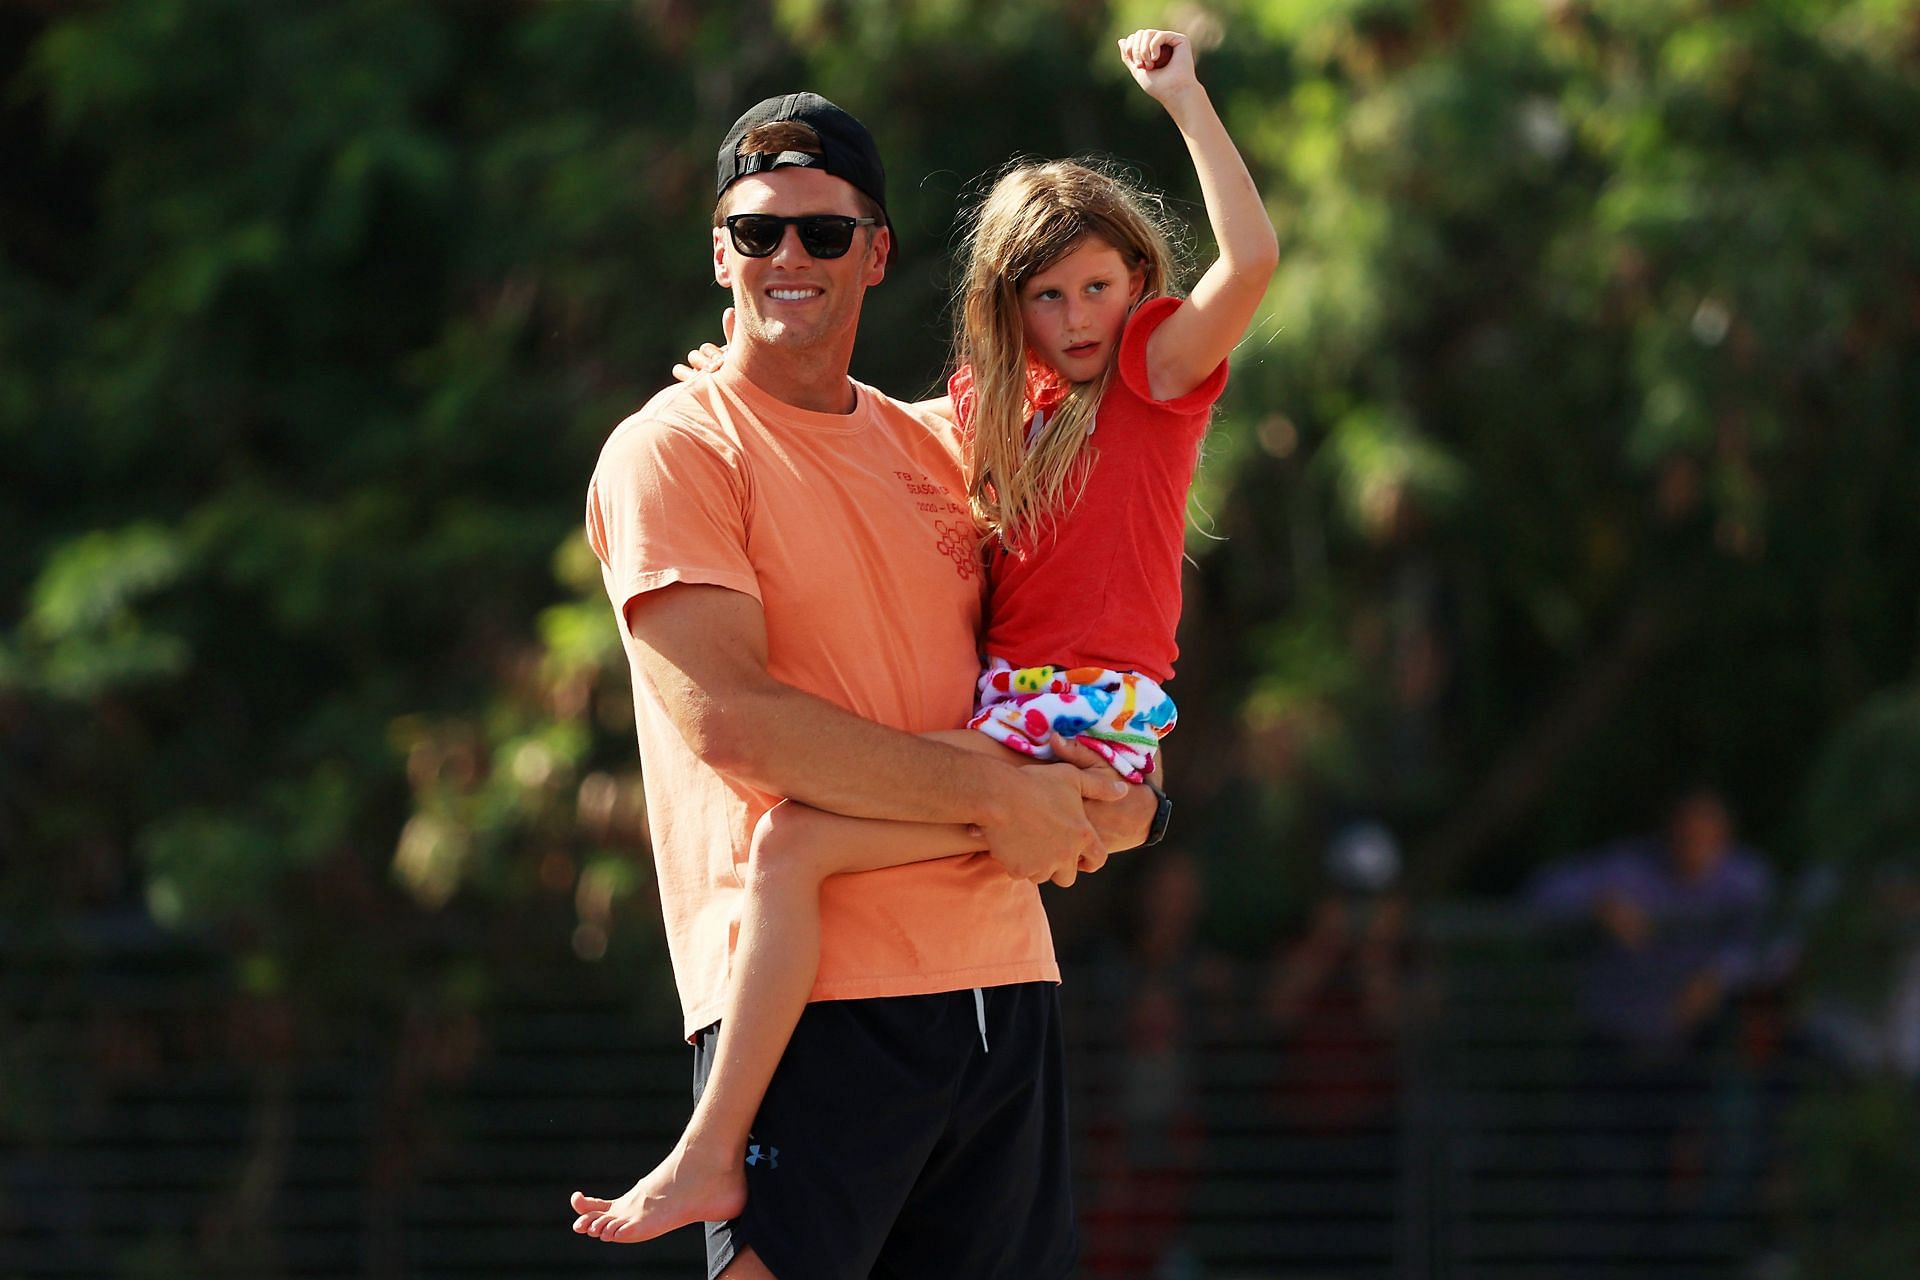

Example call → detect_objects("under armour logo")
745 1143 779 1169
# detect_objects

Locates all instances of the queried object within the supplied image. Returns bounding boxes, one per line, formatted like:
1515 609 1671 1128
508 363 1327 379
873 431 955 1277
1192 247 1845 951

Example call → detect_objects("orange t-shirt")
585 363 1061 1039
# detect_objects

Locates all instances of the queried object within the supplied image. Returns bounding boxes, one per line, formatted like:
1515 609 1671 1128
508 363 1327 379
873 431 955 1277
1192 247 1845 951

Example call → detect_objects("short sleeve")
1116 295 1230 413
585 414 760 638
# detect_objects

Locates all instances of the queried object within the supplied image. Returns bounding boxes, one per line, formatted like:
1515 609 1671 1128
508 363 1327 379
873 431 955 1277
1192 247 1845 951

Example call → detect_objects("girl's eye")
1036 289 1061 302
1087 281 1110 294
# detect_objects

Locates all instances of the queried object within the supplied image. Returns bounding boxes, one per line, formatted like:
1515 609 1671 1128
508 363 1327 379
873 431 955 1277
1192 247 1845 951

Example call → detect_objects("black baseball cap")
715 91 896 263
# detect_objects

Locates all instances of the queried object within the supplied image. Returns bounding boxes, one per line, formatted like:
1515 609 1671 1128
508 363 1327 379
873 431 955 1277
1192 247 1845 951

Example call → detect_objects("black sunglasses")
723 213 879 260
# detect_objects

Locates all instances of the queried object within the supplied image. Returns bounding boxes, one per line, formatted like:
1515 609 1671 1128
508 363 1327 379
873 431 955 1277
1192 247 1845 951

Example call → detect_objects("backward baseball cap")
715 91 896 264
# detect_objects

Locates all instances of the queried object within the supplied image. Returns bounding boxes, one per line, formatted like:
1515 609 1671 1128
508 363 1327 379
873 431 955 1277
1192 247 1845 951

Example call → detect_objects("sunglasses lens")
728 216 785 257
727 216 863 259
797 218 856 259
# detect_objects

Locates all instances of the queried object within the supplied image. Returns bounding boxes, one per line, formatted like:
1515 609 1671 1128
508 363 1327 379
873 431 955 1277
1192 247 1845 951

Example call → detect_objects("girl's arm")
1120 29 1279 402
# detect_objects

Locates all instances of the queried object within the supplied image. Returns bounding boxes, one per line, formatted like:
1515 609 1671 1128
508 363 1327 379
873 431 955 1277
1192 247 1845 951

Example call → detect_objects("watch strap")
1143 779 1172 847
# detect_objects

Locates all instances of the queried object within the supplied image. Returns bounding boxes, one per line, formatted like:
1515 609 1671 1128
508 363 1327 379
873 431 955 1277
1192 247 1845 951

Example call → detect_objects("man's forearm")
704 677 1019 827
707 676 1156 855
622 582 1121 858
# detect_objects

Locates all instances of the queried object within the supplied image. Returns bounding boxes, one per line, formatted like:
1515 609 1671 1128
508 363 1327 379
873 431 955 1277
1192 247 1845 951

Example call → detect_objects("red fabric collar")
952 351 1073 434
1024 351 1071 417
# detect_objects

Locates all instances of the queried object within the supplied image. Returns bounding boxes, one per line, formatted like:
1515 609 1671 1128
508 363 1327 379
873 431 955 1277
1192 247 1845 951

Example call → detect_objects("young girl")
572 27 1276 1246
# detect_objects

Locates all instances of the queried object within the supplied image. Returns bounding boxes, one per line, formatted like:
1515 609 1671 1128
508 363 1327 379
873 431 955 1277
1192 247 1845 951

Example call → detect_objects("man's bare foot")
568 1140 747 1244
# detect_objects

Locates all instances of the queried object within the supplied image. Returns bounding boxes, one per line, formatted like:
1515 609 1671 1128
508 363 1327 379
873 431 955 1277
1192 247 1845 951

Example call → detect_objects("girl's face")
1017 237 1144 385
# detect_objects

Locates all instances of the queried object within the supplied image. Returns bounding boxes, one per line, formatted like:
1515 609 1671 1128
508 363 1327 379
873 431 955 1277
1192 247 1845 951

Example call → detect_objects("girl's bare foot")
568 1139 748 1244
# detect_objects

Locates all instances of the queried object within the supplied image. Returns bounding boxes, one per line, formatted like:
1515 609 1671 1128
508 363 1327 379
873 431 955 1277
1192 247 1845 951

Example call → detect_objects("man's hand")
1052 734 1160 871
1595 892 1652 950
1673 969 1727 1031
977 759 1125 888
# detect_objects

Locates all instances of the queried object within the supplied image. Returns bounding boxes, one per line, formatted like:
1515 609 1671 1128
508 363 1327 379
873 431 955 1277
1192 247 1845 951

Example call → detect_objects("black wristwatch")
1142 779 1172 847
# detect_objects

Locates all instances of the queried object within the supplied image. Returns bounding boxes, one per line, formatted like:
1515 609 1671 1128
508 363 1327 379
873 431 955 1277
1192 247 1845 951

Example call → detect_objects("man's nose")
770 224 812 266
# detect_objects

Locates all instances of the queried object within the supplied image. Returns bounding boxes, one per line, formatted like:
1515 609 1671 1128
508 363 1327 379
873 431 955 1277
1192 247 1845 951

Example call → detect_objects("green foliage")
1798 685 1920 1004
1784 1078 1920 1273
1175 0 1920 900
2 2 1916 1271
1804 686 1920 873
6 523 190 698
2 0 1918 986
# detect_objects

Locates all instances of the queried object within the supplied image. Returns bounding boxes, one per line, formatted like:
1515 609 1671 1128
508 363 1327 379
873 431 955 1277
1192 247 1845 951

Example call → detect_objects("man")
1527 787 1773 1277
571 93 1160 1280
1529 787 1772 1051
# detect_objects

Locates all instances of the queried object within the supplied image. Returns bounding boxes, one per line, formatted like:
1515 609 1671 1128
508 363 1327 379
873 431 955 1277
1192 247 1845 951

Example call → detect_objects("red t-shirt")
951 295 1228 684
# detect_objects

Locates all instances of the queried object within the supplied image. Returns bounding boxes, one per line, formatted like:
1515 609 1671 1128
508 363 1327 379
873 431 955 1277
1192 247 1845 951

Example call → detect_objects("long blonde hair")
954 159 1177 551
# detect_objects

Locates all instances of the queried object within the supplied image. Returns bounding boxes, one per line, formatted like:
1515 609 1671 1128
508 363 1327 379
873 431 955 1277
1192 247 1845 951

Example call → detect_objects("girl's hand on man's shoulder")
671 306 736 384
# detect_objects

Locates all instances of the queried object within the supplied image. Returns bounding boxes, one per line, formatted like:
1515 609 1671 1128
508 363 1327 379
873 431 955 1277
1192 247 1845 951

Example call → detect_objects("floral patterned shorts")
967 658 1176 783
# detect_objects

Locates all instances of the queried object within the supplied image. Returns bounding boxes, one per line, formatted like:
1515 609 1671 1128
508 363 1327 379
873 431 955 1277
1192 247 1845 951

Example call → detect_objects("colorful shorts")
968 658 1177 783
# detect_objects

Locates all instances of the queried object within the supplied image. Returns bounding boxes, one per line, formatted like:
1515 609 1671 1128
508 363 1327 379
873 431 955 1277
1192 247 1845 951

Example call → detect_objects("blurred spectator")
1079 850 1231 1280
1526 787 1774 1276
1266 821 1424 1128
1260 820 1431 1277
1529 787 1772 1055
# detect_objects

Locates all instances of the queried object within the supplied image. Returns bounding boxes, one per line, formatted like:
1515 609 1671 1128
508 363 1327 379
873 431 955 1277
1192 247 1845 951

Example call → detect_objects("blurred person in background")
1527 786 1773 1277
1079 850 1232 1280
1261 820 1431 1277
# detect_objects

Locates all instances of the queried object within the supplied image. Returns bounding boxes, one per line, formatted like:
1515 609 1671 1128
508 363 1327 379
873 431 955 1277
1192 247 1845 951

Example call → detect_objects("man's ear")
713 226 732 288
863 226 891 287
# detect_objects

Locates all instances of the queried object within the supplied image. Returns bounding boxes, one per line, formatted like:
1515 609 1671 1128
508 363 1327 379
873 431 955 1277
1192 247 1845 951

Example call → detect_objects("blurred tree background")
4 0 1919 1275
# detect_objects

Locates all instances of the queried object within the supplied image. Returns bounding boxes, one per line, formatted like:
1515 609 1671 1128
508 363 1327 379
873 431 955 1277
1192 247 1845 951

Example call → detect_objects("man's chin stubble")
749 315 837 350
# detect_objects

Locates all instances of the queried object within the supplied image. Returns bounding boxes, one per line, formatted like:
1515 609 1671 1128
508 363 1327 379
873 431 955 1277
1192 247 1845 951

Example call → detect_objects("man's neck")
731 341 859 415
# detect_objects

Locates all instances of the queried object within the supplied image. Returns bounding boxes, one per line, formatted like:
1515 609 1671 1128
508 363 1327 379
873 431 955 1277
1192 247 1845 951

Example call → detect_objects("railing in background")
0 907 1877 1278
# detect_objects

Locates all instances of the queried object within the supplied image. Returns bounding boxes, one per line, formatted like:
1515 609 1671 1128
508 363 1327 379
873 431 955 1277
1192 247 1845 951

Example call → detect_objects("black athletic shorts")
693 981 1078 1280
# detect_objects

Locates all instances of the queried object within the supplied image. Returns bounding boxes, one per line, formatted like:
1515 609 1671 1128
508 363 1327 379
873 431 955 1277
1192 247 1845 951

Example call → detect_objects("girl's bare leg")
570 730 1008 1244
